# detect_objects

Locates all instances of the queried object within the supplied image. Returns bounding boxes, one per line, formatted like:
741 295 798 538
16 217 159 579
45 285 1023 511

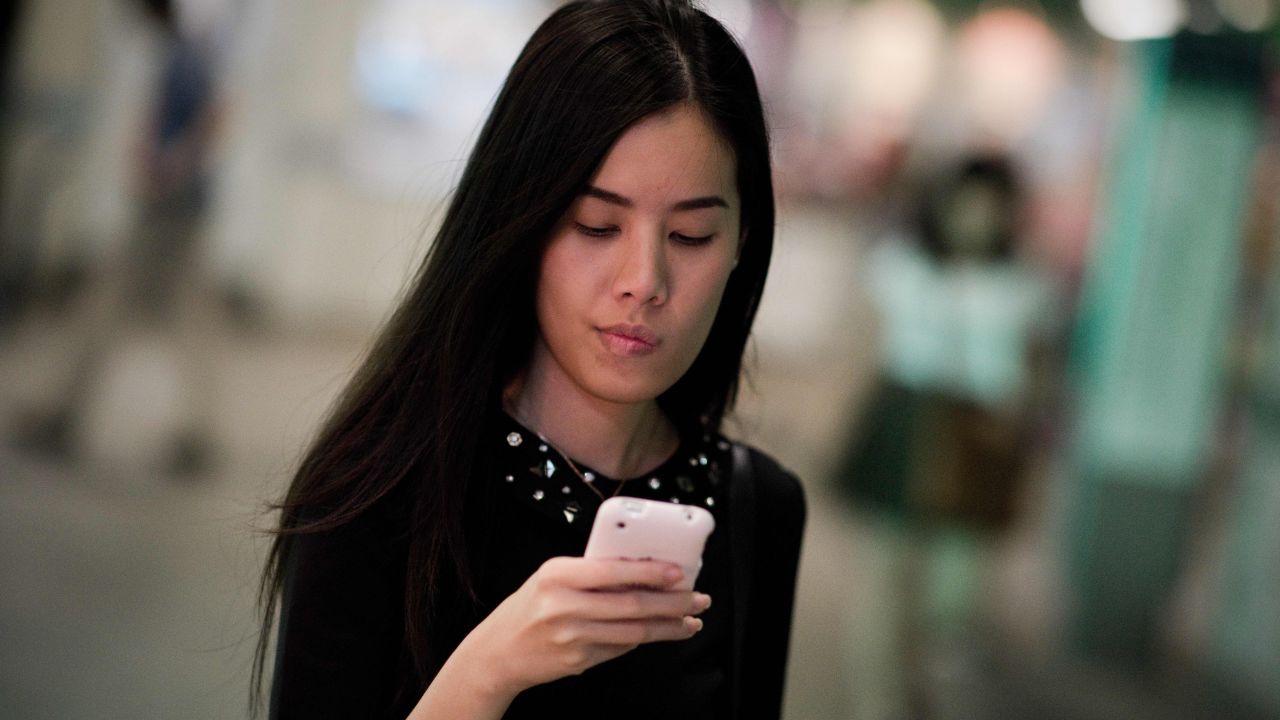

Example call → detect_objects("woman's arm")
406 557 710 720
737 449 807 719
271 515 707 718
270 514 407 718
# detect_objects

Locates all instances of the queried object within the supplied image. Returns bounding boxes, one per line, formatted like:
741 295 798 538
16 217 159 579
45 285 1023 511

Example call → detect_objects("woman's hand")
474 556 710 691
409 556 710 719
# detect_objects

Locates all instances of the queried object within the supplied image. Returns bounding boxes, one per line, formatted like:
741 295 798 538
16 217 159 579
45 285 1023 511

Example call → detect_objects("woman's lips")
597 324 660 357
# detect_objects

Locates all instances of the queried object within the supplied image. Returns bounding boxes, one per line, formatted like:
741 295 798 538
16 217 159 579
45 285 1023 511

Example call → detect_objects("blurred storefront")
1 1 1278 718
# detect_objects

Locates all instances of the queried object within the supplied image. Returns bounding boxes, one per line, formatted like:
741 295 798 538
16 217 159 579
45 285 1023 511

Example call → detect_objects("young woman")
255 2 805 718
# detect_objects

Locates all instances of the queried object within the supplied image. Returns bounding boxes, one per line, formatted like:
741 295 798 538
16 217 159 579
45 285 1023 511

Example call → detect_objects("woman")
255 2 805 718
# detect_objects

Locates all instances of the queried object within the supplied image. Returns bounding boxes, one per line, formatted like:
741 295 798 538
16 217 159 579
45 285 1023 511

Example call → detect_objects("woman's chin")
581 372 677 407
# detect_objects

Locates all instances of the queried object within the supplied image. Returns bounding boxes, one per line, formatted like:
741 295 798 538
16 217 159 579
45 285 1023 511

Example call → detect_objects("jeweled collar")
494 411 731 529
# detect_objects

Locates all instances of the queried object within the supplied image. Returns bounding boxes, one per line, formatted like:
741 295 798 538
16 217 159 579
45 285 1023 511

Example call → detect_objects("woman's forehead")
585 104 739 211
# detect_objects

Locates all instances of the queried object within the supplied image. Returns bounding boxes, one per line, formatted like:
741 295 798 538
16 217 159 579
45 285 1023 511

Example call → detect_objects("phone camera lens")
616 521 626 529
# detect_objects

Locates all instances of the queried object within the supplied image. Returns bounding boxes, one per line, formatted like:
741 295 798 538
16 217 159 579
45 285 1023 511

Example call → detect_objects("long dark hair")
253 0 774 708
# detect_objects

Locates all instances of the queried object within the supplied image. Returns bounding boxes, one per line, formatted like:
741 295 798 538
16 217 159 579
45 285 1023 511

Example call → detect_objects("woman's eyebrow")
583 185 729 211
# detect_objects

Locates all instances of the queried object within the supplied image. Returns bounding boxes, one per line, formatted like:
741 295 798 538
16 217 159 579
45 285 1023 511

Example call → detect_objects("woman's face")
532 103 741 406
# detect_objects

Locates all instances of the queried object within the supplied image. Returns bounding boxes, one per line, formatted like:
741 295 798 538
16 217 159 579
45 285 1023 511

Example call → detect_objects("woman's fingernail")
664 567 683 583
685 617 704 633
693 593 712 611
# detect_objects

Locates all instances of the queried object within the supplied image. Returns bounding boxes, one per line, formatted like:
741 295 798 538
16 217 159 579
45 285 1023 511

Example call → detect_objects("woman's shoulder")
727 440 806 527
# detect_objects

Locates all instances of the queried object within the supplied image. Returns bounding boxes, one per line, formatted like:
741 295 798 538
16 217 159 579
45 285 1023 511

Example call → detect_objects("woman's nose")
612 231 669 306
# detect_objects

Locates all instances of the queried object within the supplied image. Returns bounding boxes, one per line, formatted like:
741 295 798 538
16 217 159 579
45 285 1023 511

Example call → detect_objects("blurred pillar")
1213 244 1280 710
1066 33 1265 663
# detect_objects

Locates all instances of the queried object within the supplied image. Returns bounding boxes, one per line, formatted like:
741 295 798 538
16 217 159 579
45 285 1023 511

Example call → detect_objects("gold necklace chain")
501 393 638 501
535 432 630 501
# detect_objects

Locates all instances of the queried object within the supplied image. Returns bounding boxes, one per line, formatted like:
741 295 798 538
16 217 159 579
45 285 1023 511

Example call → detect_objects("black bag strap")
728 442 756 718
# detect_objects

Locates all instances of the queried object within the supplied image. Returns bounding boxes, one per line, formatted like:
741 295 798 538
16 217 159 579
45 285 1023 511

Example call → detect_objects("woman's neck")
505 351 679 480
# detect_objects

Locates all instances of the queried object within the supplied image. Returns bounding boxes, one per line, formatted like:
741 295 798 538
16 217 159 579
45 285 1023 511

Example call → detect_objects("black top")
269 413 805 719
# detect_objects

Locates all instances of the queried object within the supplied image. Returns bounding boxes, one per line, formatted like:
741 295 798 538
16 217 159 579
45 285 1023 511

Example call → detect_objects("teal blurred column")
1067 33 1265 663
1213 247 1280 710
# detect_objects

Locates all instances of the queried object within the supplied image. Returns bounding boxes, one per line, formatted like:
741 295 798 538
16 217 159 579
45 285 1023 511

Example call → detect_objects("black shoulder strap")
729 442 757 719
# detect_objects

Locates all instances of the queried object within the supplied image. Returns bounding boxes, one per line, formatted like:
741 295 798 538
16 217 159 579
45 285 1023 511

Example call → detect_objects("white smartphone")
583 497 716 591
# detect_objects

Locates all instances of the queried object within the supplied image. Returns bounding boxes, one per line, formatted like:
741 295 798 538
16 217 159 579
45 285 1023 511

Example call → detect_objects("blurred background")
1 0 1278 718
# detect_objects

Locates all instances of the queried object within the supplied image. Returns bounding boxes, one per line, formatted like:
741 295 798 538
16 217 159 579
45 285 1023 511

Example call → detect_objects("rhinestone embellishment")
501 419 729 525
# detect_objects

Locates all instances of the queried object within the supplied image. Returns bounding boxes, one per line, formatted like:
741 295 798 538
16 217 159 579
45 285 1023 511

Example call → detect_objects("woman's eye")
574 222 618 238
671 232 715 246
